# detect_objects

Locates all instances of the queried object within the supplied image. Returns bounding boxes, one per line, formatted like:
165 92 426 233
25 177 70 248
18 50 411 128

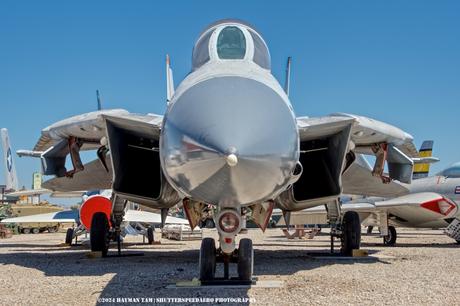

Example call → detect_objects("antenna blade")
166 54 175 104
96 90 102 111
284 57 292 96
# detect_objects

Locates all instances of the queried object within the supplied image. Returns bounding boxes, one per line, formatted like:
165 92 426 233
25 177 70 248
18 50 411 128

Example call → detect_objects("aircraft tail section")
413 140 434 180
1 128 19 191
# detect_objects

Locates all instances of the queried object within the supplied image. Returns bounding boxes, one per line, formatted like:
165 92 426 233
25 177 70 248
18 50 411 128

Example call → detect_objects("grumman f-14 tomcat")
18 19 422 282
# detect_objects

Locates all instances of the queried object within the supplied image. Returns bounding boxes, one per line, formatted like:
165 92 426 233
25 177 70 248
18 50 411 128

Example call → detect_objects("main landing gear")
90 212 111 257
325 201 361 256
89 210 146 257
340 211 361 256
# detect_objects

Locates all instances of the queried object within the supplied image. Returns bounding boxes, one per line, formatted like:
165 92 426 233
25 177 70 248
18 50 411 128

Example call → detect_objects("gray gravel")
0 228 459 305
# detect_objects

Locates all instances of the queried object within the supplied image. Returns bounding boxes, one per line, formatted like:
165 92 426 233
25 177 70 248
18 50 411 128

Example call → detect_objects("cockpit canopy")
438 162 460 178
192 19 271 70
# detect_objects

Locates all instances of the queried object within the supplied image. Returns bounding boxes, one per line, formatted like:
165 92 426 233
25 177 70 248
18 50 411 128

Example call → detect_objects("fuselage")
408 175 460 203
402 175 460 227
159 21 299 207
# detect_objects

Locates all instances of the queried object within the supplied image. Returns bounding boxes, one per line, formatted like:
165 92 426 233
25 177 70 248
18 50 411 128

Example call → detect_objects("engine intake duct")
275 121 353 211
104 115 180 208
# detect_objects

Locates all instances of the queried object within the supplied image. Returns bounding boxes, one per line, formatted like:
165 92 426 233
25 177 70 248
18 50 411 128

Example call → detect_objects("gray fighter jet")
19 19 421 281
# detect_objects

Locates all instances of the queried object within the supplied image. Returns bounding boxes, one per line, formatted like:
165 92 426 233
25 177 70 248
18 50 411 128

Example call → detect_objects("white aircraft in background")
279 141 460 245
18 19 425 282
1 189 189 245
1 128 51 199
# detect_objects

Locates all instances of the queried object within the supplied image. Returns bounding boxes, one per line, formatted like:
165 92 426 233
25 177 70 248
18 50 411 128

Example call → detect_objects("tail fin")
413 140 434 180
166 54 175 105
1 128 19 191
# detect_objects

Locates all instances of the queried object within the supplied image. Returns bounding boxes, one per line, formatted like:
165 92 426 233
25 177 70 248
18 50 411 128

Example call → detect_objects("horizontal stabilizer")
123 210 188 225
387 144 414 184
7 188 51 197
342 154 409 197
43 158 112 192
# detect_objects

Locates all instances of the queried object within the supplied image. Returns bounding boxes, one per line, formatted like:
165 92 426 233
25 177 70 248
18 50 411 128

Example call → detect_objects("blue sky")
0 1 459 203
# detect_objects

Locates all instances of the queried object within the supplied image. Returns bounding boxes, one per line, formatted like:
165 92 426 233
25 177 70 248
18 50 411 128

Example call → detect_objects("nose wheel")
199 238 217 281
199 237 254 283
237 238 254 281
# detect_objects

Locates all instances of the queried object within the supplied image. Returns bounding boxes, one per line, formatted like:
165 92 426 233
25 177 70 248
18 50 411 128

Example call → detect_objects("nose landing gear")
199 237 254 284
197 207 254 284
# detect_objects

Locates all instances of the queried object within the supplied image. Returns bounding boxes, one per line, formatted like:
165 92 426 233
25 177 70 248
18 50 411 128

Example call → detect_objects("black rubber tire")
199 238 216 281
383 226 397 246
367 226 374 234
31 228 40 234
90 212 110 257
147 227 154 245
22 228 30 234
65 228 74 245
238 238 254 281
341 211 361 256
48 226 58 233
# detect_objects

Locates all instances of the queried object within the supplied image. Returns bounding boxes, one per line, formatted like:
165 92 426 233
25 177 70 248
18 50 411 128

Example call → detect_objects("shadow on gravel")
0 243 394 305
367 242 460 248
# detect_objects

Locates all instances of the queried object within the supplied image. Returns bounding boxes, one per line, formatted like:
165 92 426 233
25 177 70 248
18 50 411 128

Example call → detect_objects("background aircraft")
1 190 189 245
1 128 52 199
19 19 423 282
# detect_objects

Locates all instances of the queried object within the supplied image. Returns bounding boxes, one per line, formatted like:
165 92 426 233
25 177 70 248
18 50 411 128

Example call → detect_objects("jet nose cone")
226 153 238 167
161 76 299 205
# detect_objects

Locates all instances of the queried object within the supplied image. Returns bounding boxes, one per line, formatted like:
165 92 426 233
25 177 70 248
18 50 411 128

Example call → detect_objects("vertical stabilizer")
413 140 434 180
1 128 19 191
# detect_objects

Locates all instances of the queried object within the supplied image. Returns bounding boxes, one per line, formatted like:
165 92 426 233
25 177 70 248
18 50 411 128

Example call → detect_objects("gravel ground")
0 228 459 306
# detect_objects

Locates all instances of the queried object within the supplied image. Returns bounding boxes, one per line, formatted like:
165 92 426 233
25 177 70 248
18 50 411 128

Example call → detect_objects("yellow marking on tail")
414 150 432 173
